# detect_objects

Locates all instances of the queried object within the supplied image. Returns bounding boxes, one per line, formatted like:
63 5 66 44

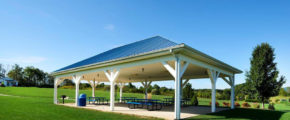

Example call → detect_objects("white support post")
230 75 235 109
222 77 232 86
110 80 115 110
92 80 95 97
175 58 181 119
118 83 125 102
181 79 190 88
73 75 82 106
54 78 60 104
180 79 190 100
162 56 188 120
89 80 99 97
222 76 235 109
104 69 120 111
141 80 152 99
208 69 220 112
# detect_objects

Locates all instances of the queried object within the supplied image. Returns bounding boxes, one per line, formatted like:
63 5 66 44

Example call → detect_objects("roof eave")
51 44 184 76
181 44 243 74
52 43 243 77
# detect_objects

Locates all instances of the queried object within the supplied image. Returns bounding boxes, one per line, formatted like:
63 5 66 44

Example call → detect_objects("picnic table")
163 98 174 106
181 98 191 106
117 97 136 103
88 97 108 105
126 99 163 111
162 98 191 106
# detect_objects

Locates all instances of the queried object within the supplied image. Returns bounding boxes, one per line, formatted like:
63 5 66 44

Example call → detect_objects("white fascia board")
120 74 208 83
182 45 242 74
179 54 234 77
54 55 175 78
52 45 183 76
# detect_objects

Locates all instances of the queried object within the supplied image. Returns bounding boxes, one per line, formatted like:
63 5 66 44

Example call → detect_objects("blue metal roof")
55 36 178 72
0 77 17 81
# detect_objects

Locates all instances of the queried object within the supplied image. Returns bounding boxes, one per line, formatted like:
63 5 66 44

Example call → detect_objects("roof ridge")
108 35 176 50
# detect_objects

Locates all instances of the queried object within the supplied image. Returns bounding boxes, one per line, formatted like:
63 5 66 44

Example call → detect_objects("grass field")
0 87 162 120
188 108 290 120
0 87 170 102
1 87 290 120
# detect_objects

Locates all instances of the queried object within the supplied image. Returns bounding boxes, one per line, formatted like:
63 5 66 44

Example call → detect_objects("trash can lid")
79 94 86 98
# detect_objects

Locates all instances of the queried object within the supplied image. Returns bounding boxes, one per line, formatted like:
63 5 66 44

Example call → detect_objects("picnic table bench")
117 97 136 103
126 99 163 111
88 97 109 105
162 98 191 106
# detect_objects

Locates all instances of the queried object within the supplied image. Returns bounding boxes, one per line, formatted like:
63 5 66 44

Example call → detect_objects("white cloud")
104 24 115 31
0 56 46 64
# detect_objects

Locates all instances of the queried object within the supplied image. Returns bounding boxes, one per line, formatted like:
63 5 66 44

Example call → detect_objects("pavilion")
51 36 242 120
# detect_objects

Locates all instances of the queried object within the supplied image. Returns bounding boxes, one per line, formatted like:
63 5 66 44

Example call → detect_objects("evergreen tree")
246 43 285 108
182 83 194 99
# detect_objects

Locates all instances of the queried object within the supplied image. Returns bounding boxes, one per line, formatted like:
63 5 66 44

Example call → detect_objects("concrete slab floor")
59 103 229 120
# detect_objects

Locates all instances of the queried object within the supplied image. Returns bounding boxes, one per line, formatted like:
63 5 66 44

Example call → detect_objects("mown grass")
190 96 290 120
187 108 290 120
0 87 170 103
0 87 162 120
1 87 290 120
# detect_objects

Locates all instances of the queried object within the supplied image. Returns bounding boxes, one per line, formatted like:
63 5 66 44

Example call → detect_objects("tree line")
0 64 54 87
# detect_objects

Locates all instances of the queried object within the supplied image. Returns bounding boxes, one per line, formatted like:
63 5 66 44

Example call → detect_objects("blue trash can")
78 94 86 106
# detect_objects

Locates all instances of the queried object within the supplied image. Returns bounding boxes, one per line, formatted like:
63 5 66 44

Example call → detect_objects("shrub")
242 102 251 108
234 102 240 107
209 102 219 107
190 95 198 106
245 99 259 102
275 99 280 103
104 85 110 91
252 103 260 108
264 99 270 103
151 88 161 95
280 101 288 105
223 102 230 107
268 103 275 110
60 85 74 89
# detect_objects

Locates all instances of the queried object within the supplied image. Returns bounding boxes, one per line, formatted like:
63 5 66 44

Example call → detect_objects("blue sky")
0 0 289 89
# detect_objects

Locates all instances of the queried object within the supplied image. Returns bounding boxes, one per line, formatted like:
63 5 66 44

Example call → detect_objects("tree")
22 66 46 87
97 83 105 88
61 79 75 86
43 73 54 87
246 43 286 108
153 84 160 90
0 64 7 78
183 83 194 99
220 89 231 100
8 64 24 85
151 88 161 95
244 72 259 99
127 83 136 88
286 87 290 95
279 89 287 96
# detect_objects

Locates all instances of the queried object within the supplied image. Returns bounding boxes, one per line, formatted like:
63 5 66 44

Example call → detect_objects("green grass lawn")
187 108 290 120
0 87 169 101
0 87 162 120
1 87 290 120
190 97 290 120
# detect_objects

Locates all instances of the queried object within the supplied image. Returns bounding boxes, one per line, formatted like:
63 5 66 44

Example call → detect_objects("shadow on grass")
186 108 286 120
